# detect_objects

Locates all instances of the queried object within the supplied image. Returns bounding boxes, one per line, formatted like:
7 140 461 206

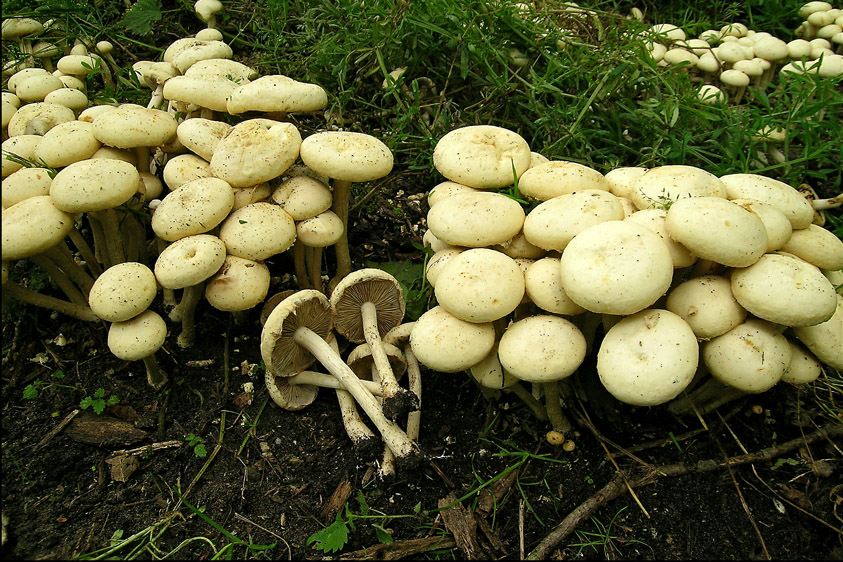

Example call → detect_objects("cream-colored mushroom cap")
792 295 843 371
271 175 332 221
422 229 457 253
729 199 793 252
1 195 74 261
410 305 496 372
781 339 822 385
497 315 586 383
524 257 586 315
630 165 727 210
2 167 52 208
779 224 843 271
434 248 525 323
92 105 178 149
7 68 50 94
231 184 271 210
664 197 767 267
2 135 42 178
176 118 231 162
88 262 158 323
218 202 296 260
299 131 394 182
205 255 271 312
15 73 64 103
427 191 525 247
666 275 746 339
91 147 137 166
517 160 609 201
626 208 697 268
719 173 814 229
427 180 478 208
296 210 344 247
56 53 107 77
703 319 791 393
605 166 648 199
227 75 328 114
154 233 226 289
184 58 258 83
432 125 531 189
559 220 674 315
6 101 75 137
151 176 235 241
43 87 89 113
424 247 463 288
34 120 101 168
108 309 167 362
171 40 233 73
50 158 140 213
210 120 302 187
597 309 699 406
162 153 213 191
2 97 17 130
470 344 519 389
162 75 238 113
523 190 625 252
493 229 546 259
730 252 837 327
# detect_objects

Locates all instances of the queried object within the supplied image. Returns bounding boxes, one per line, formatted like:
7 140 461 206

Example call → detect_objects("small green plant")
79 388 119 415
23 370 80 400
185 433 208 458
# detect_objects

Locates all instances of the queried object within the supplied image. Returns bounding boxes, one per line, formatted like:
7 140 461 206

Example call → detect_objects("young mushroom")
108 309 169 390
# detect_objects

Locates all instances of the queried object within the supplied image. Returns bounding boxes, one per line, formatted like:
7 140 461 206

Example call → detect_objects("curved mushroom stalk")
667 376 747 417
262 290 421 471
336 388 382 460
2 280 99 321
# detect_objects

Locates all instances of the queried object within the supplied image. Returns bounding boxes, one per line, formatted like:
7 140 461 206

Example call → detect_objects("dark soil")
2 168 842 561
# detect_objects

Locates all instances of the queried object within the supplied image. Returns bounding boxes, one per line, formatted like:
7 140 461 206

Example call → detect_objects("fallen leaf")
106 455 139 482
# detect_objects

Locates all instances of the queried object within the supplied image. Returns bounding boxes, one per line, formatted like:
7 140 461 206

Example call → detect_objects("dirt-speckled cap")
49 158 140 213
108 309 167 361
88 262 158 323
432 125 531 189
299 131 393 182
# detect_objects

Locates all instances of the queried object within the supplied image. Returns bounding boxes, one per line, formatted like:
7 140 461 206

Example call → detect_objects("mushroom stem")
43 242 95 297
812 193 843 210
293 325 420 469
2 280 99 321
405 344 423 442
307 245 323 293
87 213 112 270
155 238 177 308
361 301 419 419
67 225 103 278
328 178 353 292
28 253 89 308
142 353 168 389
292 241 312 289
174 283 204 348
504 381 549 421
336 388 382 458
541 381 572 433
94 208 126 266
286 370 385 395
667 376 747 417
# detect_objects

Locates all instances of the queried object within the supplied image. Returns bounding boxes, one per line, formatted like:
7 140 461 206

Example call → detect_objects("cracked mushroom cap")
719 173 814 230
151 176 235 242
630 164 727 210
1 195 74 261
210 119 302 187
523 189 625 252
204 255 271 312
261 289 334 377
427 190 525 247
597 309 699 406
107 309 167 362
664 197 768 268
92 105 178 149
227 75 328 115
49 158 140 213
559 220 674 315
88 262 158 323
702 318 792 393
299 131 394 183
432 125 531 189
730 252 837 327
517 160 610 201
154 233 226 289
666 275 747 339
330 268 406 343
434 248 525 323
217 202 297 261
497 315 587 384
410 305 496 373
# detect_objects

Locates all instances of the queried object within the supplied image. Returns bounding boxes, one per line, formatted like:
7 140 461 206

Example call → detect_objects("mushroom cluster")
413 124 842 443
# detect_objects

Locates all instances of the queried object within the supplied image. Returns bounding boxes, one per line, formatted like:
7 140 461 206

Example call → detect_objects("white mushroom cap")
781 339 822 385
231 184 272 210
2 135 42 178
91 147 138 166
56 53 107 77
516 160 609 201
666 275 747 339
427 180 478 208
176 117 232 162
409 305 495 372
604 166 648 199
184 58 257 83
88 262 158 323
162 153 213 191
432 125 531 189
296 210 344 247
108 309 167 361
6 101 75 137
630 164 727 210
434 248 525 323
426 191 525 247
730 252 837 327
559 220 674 315
49 158 140 213
2 167 52 208
34 120 101 168
151 176 235 241
524 256 586 315
493 229 546 259
523 189 625 252
227 75 328 114
43 87 89 113
170 40 233 74
271 175 332 221
469 343 518 389
299 131 394 182
154 233 226 289
92 105 178 149
497 315 587 383
719 173 814 229
664 196 767 267
7 68 50 93
779 224 843 271
210 120 302 187
626 208 697 268
729 199 793 252
424 247 463 288
162 75 238 113
217 202 297 260
15 73 64 103
597 309 699 406
702 319 792 393
204 255 271 312
1 195 74 261
792 294 843 371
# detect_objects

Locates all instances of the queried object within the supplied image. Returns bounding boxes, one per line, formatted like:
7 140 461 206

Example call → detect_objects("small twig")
106 440 183 459
519 498 525 560
233 512 292 559
35 408 79 450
